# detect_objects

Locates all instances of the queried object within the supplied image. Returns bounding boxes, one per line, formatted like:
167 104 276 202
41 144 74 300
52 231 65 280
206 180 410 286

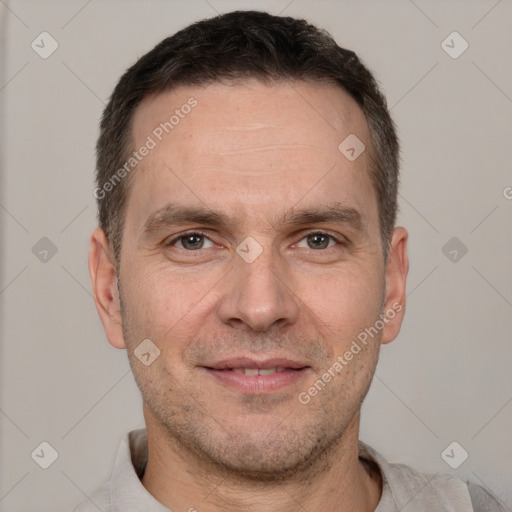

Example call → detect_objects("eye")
169 232 215 250
296 232 339 250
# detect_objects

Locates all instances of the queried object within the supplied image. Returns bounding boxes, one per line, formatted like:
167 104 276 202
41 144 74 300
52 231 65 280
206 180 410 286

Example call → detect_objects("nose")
217 246 300 332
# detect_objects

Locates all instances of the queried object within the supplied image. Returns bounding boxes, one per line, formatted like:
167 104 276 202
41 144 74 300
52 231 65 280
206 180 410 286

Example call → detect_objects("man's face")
95 80 406 479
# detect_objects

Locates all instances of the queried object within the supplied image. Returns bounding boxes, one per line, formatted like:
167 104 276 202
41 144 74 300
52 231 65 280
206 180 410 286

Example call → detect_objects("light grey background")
1 0 511 510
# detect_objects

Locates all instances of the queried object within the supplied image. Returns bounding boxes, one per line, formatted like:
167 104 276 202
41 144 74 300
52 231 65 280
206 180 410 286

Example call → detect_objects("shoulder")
385 459 508 511
467 482 510 512
385 461 508 511
359 442 509 512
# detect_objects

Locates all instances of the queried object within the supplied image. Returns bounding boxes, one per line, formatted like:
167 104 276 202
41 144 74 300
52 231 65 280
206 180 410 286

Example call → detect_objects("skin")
89 79 408 512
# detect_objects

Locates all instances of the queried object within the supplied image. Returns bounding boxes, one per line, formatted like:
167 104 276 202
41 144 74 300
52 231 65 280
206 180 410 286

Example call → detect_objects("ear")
89 227 126 349
381 227 409 345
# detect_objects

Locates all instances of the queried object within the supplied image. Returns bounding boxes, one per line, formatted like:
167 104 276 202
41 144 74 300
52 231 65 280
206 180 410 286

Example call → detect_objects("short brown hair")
96 10 399 263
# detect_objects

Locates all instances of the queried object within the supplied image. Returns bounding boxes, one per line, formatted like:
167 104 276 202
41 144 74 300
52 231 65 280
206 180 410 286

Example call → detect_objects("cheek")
298 265 384 343
120 264 221 350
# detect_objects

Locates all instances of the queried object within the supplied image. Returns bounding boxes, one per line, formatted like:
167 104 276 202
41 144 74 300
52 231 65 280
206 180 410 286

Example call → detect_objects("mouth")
201 357 310 393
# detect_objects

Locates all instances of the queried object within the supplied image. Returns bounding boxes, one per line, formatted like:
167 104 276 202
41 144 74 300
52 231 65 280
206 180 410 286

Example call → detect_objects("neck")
141 407 382 512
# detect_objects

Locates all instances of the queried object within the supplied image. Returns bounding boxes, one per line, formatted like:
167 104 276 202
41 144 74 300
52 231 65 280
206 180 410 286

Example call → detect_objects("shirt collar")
110 429 170 511
109 429 469 511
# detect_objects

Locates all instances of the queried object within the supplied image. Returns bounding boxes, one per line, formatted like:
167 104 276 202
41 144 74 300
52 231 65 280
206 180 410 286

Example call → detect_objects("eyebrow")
282 204 363 231
141 204 231 236
140 202 364 237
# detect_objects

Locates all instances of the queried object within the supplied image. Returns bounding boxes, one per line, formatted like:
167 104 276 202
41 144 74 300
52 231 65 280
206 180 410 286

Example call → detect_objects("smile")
201 358 310 393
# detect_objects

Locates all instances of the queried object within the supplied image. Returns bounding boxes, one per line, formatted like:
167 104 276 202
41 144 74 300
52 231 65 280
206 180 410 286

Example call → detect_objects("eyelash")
165 230 346 250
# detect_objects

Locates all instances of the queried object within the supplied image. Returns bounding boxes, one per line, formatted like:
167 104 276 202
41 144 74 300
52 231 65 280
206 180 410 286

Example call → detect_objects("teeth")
231 368 285 375
258 368 276 375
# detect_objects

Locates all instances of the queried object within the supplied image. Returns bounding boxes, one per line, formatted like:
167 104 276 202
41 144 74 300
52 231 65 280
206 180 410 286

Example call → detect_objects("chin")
216 432 340 482
167 414 347 483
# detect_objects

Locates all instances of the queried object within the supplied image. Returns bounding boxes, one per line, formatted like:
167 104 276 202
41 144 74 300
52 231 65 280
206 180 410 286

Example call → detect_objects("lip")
200 357 310 394
205 357 306 370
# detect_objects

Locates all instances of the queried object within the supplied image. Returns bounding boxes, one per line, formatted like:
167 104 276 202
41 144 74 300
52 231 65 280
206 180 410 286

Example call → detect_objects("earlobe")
381 227 409 345
88 227 126 349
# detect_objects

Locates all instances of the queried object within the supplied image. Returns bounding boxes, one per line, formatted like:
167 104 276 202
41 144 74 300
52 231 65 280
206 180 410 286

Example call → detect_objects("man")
81 10 505 512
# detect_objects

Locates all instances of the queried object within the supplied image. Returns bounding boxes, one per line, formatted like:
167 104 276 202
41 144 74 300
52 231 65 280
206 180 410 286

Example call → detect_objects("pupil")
309 234 328 249
184 234 203 249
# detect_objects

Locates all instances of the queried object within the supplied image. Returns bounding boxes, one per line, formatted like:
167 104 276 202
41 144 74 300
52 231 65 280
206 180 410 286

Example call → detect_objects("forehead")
132 79 368 157
127 79 376 230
